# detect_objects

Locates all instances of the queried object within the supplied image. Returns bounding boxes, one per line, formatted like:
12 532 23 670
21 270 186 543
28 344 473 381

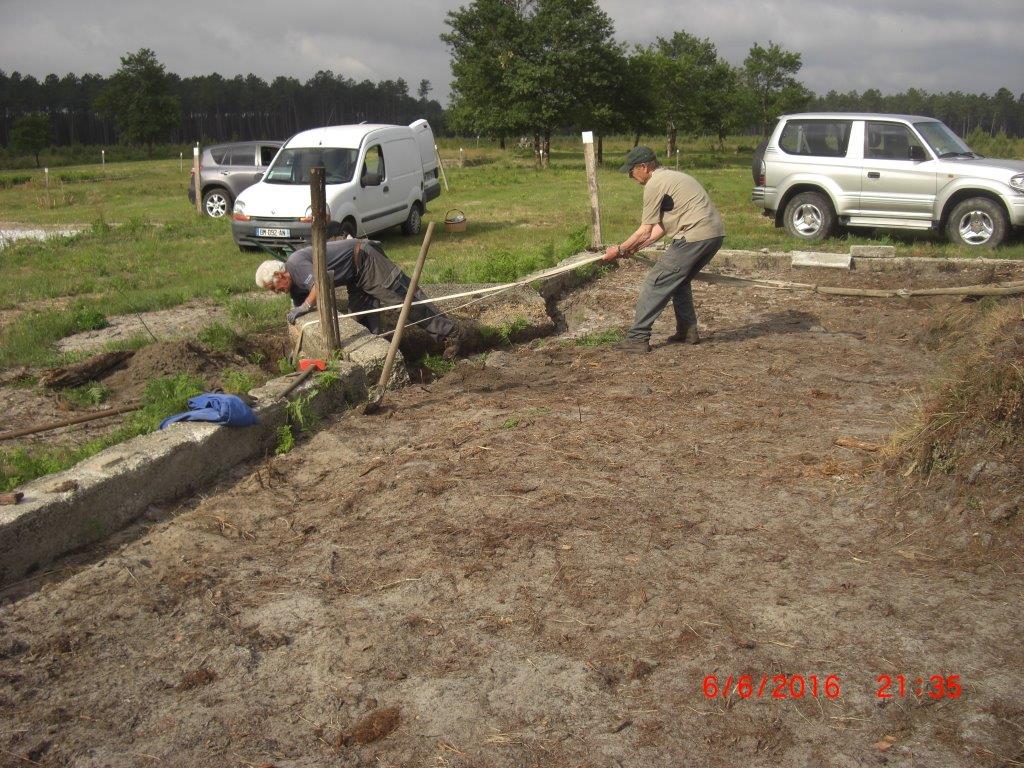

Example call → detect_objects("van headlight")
231 200 250 222
301 204 331 223
1010 174 1024 193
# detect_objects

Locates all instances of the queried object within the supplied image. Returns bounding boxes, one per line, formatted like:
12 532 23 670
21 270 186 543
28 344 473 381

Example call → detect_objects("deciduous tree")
94 48 179 155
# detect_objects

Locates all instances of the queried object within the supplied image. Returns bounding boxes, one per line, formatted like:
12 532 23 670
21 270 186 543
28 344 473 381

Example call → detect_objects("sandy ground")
2 260 1023 767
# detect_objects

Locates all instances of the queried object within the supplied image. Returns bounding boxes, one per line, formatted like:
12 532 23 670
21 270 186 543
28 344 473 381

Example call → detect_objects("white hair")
255 260 286 289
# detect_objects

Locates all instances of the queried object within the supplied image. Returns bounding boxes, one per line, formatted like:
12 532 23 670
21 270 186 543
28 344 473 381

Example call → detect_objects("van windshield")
264 147 358 185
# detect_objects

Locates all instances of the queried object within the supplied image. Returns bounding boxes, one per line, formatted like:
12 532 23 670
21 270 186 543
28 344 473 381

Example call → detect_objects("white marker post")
101 149 105 170
459 147 465 168
675 148 680 170
44 167 49 188
581 131 602 248
179 152 183 173
192 146 202 215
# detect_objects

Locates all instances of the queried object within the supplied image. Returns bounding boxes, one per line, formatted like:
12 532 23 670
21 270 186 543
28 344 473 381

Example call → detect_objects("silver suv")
752 113 1024 248
187 141 283 218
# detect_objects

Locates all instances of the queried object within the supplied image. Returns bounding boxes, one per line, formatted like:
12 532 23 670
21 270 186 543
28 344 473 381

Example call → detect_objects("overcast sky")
2 0 1021 103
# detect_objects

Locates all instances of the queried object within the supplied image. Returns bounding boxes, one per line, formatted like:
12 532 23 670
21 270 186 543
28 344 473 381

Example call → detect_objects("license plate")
256 227 290 238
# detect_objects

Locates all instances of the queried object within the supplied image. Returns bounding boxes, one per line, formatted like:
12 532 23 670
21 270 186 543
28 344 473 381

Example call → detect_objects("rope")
292 249 1024 351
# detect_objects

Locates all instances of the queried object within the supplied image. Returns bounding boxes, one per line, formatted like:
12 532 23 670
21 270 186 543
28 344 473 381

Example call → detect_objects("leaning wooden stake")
435 145 449 192
581 130 602 248
310 166 340 352
364 222 435 414
0 401 141 442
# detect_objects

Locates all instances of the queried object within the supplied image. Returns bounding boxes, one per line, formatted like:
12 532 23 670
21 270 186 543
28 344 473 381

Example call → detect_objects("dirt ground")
2 259 1024 767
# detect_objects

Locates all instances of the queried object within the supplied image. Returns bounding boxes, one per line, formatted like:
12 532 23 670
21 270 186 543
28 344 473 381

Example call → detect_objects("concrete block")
850 245 897 259
791 251 852 270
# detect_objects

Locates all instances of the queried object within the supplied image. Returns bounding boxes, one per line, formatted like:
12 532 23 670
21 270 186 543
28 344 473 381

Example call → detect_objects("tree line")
0 50 444 164
443 0 1024 164
2 16 1023 167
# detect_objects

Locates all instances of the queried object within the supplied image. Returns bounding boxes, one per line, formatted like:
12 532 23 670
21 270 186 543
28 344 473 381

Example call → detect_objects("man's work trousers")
346 246 457 343
627 236 724 341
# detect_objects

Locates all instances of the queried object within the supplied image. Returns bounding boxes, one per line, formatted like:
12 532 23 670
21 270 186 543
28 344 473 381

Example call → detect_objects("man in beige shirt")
603 146 725 353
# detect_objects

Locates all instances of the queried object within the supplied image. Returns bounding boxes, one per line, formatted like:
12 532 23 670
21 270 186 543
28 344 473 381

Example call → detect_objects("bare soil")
2 260 1024 767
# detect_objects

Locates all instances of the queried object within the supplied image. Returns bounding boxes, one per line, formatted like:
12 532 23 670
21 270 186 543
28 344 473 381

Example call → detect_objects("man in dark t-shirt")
255 238 459 357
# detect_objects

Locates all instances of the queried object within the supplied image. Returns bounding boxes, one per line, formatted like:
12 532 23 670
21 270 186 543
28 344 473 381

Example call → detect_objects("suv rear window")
225 148 255 166
778 120 852 157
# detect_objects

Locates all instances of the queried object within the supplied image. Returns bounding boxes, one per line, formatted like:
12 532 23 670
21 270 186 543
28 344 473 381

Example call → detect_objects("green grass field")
2 134 1022 369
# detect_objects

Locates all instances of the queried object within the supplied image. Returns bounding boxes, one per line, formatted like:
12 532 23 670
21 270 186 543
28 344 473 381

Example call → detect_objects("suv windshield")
914 121 977 158
264 147 358 185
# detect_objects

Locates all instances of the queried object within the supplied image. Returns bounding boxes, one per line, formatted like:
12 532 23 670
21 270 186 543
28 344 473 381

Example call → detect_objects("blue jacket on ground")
159 393 258 430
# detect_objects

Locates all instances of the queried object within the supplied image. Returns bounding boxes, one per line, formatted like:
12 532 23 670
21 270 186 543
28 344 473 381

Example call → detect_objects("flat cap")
619 145 657 173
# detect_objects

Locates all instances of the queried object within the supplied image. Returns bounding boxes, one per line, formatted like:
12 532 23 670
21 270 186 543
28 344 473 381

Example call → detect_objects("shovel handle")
374 222 435 393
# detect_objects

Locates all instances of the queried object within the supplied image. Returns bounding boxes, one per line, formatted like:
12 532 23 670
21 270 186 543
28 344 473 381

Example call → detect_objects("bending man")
255 236 461 358
603 146 725 353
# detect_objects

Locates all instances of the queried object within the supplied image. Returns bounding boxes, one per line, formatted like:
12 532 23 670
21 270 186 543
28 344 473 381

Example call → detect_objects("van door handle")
382 185 389 193
867 172 880 179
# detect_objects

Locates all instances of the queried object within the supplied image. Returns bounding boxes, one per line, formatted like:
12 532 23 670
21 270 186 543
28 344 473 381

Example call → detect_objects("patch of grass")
61 381 111 409
197 322 240 353
421 354 455 377
0 303 111 368
0 174 31 189
574 328 624 346
479 317 531 346
227 296 289 333
221 369 258 395
277 357 295 374
500 417 520 429
0 372 204 491
275 425 295 455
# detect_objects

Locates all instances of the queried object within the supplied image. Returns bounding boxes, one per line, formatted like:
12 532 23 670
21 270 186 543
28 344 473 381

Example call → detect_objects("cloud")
1 0 1020 103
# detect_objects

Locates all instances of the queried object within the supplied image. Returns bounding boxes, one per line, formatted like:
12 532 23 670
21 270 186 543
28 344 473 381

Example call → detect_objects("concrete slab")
791 251 853 270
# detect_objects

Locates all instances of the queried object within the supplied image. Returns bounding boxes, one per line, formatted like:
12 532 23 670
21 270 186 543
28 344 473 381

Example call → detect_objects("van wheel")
203 188 232 218
401 203 423 236
783 191 835 242
946 197 1007 248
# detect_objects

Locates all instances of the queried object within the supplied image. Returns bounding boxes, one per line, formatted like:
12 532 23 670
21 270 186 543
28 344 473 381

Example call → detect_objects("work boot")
666 324 700 345
441 329 462 361
614 338 651 354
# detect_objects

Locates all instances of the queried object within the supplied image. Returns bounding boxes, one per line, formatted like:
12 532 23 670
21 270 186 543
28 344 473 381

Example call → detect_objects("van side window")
778 120 851 157
865 122 926 161
362 145 386 185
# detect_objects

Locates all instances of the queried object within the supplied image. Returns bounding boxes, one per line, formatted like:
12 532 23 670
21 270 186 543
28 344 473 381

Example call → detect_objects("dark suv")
188 141 283 218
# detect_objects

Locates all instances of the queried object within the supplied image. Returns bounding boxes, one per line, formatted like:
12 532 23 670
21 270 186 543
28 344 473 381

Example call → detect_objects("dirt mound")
100 340 237 398
892 298 1024 553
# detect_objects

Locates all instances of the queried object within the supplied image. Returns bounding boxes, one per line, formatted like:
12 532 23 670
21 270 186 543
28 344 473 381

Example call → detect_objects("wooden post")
581 131 601 248
192 146 202 215
309 167 340 352
435 145 449 192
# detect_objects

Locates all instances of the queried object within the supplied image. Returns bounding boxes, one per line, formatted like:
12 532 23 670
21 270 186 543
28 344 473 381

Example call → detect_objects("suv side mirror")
909 145 928 162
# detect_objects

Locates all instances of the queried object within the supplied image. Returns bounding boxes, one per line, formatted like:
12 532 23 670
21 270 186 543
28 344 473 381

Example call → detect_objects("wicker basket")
444 209 467 233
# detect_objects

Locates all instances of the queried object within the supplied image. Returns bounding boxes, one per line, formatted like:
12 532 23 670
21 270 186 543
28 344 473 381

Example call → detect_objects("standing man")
603 146 725 353
255 236 462 358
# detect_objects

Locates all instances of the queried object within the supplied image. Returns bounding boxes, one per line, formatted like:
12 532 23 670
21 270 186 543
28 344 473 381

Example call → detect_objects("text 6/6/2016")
702 674 842 701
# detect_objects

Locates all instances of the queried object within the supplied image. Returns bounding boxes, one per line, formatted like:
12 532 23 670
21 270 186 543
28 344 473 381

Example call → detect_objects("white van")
231 119 441 251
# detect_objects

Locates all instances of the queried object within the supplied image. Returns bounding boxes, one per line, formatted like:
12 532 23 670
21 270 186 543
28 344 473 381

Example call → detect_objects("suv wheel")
946 197 1007 248
783 191 835 243
203 188 232 218
401 203 422 236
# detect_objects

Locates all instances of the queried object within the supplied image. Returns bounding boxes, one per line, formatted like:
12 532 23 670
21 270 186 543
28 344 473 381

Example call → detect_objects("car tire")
783 191 835 243
945 197 1007 248
401 203 423 236
203 188 232 219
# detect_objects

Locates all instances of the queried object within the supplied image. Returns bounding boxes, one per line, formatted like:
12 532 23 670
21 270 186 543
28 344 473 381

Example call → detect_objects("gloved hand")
286 304 314 324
